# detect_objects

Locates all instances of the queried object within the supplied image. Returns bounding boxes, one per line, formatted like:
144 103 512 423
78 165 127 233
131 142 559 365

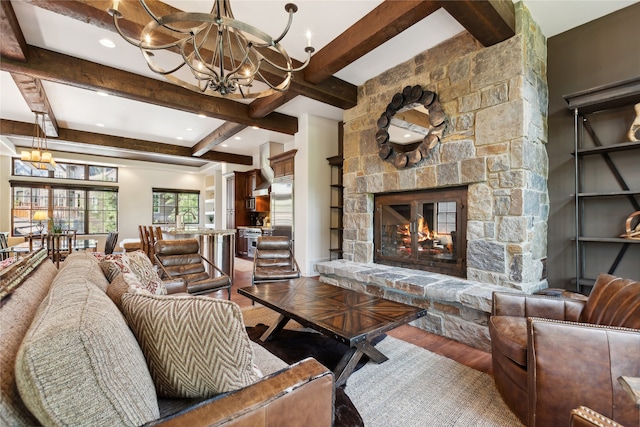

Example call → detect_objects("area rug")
242 306 523 427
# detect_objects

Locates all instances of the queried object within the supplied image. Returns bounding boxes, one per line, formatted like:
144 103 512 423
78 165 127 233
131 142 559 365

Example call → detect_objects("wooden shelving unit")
327 155 343 260
327 124 345 261
564 77 640 293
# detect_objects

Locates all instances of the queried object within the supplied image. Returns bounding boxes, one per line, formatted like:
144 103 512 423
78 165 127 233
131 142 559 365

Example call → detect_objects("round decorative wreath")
375 85 446 169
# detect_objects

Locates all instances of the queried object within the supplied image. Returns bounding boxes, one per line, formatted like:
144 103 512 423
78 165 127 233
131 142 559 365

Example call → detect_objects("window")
152 189 200 225
11 184 118 236
89 166 118 182
11 186 49 236
12 159 117 182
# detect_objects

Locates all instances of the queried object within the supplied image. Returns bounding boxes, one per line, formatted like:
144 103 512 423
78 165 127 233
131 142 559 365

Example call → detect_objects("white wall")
1 151 207 250
293 114 340 275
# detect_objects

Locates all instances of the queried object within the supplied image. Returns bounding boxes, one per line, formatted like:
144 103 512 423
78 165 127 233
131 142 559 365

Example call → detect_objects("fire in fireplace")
374 186 467 277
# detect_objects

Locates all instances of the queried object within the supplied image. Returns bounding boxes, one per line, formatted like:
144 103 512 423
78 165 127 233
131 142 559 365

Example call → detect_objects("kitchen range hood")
253 142 284 197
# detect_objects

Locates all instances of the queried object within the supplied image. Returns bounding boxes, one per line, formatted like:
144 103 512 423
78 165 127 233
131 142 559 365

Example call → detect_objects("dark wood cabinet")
270 149 297 178
225 175 235 229
245 169 270 212
226 172 250 255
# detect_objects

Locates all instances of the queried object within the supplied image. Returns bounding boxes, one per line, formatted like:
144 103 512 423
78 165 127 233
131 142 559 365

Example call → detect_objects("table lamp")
33 211 48 234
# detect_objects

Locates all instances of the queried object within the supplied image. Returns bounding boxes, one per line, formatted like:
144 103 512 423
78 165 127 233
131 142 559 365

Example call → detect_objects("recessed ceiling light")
198 114 206 118
96 91 108 97
252 126 259 130
404 134 411 138
176 136 183 140
99 38 116 48
96 123 105 127
221 144 228 147
234 136 241 140
186 127 193 132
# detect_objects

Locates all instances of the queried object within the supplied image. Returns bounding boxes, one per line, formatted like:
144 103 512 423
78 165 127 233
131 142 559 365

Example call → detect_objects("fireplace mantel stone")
315 260 546 352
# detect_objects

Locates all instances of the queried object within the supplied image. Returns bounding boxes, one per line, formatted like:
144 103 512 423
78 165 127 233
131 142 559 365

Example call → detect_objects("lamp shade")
33 211 48 221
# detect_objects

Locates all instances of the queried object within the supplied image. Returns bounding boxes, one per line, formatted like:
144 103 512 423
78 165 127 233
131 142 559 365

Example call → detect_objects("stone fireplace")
316 4 549 351
374 187 467 278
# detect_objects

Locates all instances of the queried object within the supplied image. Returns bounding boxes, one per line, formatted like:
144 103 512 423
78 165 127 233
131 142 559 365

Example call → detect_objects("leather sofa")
1 250 334 426
489 273 640 426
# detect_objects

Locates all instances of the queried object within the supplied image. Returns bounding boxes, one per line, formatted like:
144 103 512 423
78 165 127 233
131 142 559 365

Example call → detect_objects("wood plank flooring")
208 261 493 376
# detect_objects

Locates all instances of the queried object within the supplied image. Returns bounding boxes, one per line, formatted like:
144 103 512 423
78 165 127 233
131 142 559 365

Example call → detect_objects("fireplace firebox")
374 187 467 277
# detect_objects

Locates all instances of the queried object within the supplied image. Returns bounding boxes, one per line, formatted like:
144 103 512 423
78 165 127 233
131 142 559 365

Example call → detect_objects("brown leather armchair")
252 236 301 285
154 238 231 298
489 273 640 426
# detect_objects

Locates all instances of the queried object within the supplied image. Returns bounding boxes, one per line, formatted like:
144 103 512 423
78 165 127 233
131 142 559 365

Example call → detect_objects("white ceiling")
1 0 637 169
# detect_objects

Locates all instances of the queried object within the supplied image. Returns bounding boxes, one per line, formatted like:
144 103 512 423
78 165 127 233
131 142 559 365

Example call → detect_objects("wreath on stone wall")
375 85 446 169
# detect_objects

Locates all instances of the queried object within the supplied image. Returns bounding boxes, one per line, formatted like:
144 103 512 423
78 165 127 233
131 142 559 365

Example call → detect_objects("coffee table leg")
334 340 388 387
358 340 388 364
335 348 363 387
260 313 290 342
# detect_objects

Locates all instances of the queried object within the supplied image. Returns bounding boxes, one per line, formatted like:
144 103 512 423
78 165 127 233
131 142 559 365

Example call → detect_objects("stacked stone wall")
341 3 548 293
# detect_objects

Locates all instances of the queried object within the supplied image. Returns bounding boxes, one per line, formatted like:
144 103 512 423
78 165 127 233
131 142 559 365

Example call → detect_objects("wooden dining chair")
145 226 157 260
154 226 163 242
45 233 62 268
138 226 149 257
58 230 77 263
0 233 9 261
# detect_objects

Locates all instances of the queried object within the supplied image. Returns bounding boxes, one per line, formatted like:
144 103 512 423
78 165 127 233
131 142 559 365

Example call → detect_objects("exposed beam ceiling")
0 0 520 167
1 119 253 165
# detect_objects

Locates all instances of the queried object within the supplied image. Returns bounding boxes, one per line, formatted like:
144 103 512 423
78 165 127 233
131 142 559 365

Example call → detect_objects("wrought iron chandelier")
21 113 56 171
108 0 315 99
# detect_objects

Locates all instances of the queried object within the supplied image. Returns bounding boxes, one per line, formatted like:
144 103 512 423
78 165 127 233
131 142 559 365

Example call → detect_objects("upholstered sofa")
489 273 640 427
1 250 334 426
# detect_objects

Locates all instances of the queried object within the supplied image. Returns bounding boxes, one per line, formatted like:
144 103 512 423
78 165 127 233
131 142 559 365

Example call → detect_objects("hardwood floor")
207 260 493 377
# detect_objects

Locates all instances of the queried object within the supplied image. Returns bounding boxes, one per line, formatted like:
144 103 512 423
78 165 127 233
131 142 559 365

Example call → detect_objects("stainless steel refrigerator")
270 177 294 245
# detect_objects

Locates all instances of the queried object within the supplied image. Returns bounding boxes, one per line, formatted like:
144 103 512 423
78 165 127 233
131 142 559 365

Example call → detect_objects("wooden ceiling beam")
441 0 515 47
303 1 443 85
192 122 247 157
11 74 60 138
249 91 299 119
0 45 299 135
303 0 515 85
1 119 253 165
0 0 28 61
2 1 60 137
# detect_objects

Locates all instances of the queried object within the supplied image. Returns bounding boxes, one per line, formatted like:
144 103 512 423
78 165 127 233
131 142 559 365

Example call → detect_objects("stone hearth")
316 260 517 351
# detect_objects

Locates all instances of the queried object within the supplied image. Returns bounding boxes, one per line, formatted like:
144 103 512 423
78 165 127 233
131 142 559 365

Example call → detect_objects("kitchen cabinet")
270 149 297 178
225 174 234 229
563 77 640 293
225 172 249 255
245 169 270 212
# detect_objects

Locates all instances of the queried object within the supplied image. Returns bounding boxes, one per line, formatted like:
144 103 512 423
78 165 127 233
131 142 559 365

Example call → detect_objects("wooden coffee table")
239 277 426 386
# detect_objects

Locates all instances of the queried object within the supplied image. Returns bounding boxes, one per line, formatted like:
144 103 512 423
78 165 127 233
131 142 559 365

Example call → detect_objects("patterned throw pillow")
100 254 131 283
99 251 166 295
0 256 17 271
121 293 261 398
125 251 166 295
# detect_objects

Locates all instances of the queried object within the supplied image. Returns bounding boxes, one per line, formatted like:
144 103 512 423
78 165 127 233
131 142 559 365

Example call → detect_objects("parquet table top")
239 277 426 386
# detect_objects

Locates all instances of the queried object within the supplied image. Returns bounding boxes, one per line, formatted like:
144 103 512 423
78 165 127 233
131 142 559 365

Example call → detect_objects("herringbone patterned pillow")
121 293 261 398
